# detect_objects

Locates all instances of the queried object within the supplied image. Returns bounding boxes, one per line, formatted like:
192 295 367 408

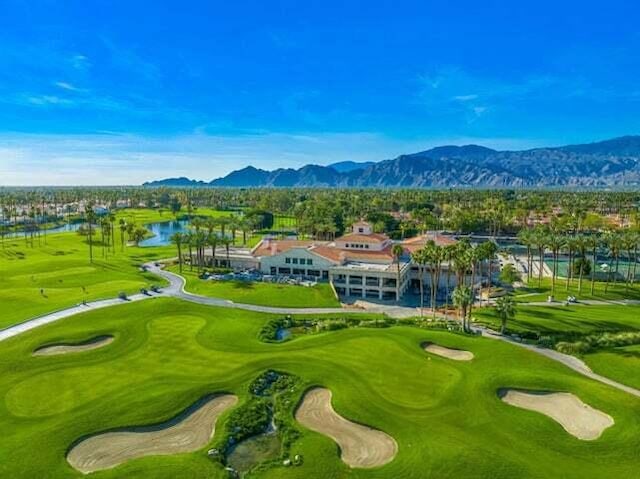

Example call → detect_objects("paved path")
474 326 640 398
0 262 417 343
2 261 640 399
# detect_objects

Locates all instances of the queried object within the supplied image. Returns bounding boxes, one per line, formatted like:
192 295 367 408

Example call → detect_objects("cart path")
0 262 416 343
474 326 640 398
2 263 640 399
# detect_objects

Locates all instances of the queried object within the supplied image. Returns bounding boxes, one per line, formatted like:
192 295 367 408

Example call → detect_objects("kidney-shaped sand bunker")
295 387 397 468
499 389 614 440
33 335 114 356
422 341 474 361
67 393 238 473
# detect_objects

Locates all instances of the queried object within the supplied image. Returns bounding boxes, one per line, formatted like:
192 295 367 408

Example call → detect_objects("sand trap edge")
497 388 614 440
33 335 115 356
421 341 474 361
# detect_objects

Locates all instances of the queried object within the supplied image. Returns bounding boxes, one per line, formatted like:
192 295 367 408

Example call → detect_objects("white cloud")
453 94 479 102
55 81 82 92
26 95 74 106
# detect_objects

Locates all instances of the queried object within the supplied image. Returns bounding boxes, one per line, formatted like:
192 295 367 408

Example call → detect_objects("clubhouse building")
199 221 458 302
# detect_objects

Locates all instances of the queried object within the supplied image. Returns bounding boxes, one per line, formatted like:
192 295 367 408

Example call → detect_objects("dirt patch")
67 394 238 474
499 389 614 440
33 335 114 356
422 342 474 361
295 387 397 468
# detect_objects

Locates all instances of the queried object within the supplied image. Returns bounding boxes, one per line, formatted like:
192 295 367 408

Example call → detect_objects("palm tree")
585 234 600 295
443 244 457 317
171 232 185 273
495 294 516 334
119 218 127 251
411 248 428 318
392 243 404 301
85 206 96 264
532 227 548 288
452 285 473 332
207 232 219 268
548 234 566 294
573 234 588 294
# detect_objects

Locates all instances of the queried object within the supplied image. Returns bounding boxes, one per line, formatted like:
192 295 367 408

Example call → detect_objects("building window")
307 259 313 265
365 244 369 249
285 257 291 264
358 228 364 233
278 267 291 274
292 258 298 264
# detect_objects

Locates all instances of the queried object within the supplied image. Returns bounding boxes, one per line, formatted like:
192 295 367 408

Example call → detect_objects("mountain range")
144 136 640 188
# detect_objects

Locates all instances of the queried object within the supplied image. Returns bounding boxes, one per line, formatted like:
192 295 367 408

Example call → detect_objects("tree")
495 295 516 334
499 263 520 284
171 232 185 273
411 248 428 318
452 285 473 332
131 227 147 246
392 244 404 301
85 205 96 264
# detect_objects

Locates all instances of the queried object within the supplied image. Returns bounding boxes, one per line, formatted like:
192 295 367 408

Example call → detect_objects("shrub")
556 341 592 354
572 257 592 277
117 291 128 300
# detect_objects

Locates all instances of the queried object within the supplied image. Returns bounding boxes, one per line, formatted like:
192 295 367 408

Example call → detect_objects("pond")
226 432 281 476
3 222 83 239
139 220 190 247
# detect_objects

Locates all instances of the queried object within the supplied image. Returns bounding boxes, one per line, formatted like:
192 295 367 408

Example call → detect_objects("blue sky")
1 0 639 185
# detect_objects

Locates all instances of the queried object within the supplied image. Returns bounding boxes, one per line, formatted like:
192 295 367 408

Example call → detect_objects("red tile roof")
402 233 457 253
335 233 389 243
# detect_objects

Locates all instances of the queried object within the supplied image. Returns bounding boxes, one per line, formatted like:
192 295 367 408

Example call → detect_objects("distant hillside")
144 135 640 188
328 160 376 173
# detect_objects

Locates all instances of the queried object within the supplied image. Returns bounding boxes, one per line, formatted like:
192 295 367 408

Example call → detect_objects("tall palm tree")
548 234 566 294
411 248 428 318
495 294 516 334
443 244 457 317
533 227 548 288
171 232 185 273
392 243 404 301
585 234 600 295
207 232 219 268
85 206 96 264
452 285 473 332
119 218 127 251
573 234 588 294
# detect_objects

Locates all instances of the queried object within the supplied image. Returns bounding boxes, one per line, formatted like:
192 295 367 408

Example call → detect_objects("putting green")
0 298 639 478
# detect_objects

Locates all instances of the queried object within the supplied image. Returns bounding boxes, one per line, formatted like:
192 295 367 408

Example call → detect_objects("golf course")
1 297 639 478
1 212 640 478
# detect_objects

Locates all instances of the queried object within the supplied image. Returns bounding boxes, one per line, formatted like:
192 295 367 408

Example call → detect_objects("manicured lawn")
584 345 640 390
114 207 235 225
513 277 640 302
474 303 640 335
169 266 340 308
0 298 638 478
0 233 172 329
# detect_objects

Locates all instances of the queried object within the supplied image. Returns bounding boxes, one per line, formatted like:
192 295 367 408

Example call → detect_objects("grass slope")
0 233 172 329
169 266 340 308
474 303 640 335
0 298 638 478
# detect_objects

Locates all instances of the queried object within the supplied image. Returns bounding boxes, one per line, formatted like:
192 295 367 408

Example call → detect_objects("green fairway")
0 233 172 329
169 266 341 308
513 277 640 302
0 298 638 478
584 345 640 390
474 303 640 335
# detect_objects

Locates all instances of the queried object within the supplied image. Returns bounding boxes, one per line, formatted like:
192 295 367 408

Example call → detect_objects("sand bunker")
422 342 474 361
499 389 614 440
295 387 397 468
33 335 114 356
67 394 238 473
